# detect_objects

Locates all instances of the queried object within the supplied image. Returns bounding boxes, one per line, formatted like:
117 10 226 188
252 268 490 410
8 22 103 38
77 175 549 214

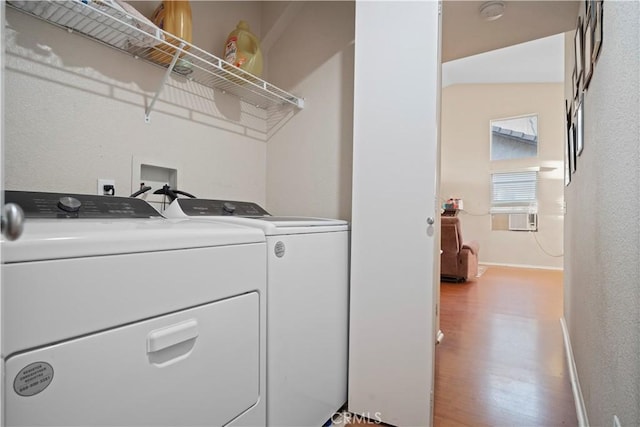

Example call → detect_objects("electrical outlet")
613 415 621 427
97 179 116 196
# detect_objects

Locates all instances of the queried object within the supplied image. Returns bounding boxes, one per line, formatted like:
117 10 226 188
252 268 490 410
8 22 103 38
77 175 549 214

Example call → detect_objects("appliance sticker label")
14 361 54 397
274 241 285 258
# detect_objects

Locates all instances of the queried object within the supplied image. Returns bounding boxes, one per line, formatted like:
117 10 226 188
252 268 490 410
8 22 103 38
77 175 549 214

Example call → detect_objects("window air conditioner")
508 213 538 231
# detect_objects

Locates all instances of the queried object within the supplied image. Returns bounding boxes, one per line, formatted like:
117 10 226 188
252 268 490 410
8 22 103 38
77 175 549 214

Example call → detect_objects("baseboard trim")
560 317 588 427
480 262 563 271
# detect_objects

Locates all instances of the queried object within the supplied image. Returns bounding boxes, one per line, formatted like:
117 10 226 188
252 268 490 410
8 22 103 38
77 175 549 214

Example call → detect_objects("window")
490 171 538 214
490 115 538 161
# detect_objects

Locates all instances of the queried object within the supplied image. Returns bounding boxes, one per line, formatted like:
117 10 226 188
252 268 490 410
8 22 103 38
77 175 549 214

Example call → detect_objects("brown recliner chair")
440 216 480 282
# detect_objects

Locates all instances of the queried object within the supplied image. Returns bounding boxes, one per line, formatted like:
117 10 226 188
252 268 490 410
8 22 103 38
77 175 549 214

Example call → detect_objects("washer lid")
2 218 265 263
163 199 349 235
231 217 349 235
244 216 348 227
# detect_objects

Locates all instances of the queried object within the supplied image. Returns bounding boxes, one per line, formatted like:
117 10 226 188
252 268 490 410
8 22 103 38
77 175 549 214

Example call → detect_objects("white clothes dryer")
163 198 349 427
2 191 267 427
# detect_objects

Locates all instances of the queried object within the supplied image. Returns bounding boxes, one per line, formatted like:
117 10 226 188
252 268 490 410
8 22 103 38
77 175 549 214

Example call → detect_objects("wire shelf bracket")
144 42 185 123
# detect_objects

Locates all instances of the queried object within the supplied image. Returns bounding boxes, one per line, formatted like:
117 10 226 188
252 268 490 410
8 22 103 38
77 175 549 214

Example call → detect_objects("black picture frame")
565 100 572 186
571 65 580 102
575 94 584 156
584 16 594 89
569 123 577 174
586 0 593 24
573 66 579 104
565 140 572 186
574 16 584 88
593 0 603 63
589 0 598 25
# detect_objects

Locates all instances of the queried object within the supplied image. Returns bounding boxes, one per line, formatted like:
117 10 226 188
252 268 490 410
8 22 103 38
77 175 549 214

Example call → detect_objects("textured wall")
441 83 565 269
564 1 640 425
5 3 267 205
265 1 354 220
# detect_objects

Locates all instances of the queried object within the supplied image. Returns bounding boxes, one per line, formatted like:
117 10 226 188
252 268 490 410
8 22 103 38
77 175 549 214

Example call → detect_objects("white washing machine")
163 198 349 427
2 191 267 427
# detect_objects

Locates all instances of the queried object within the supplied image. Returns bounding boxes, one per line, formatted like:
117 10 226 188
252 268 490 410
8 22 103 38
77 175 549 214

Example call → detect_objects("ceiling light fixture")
479 1 505 21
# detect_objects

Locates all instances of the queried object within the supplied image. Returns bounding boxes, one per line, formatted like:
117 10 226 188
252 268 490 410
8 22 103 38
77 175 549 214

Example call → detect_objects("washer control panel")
175 198 270 217
5 191 162 218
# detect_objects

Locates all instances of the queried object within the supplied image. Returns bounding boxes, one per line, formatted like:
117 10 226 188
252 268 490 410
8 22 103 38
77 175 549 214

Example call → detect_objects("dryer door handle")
147 319 199 353
2 203 24 241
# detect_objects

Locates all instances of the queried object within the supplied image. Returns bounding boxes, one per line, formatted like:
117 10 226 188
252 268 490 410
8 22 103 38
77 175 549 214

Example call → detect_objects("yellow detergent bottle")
150 0 192 70
223 21 263 77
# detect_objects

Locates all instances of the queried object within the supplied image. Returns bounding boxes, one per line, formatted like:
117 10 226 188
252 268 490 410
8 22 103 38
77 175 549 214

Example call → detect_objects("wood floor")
345 266 577 427
434 266 577 427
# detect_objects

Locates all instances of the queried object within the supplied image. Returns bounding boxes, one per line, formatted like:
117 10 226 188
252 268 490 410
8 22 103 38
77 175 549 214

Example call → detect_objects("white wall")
563 1 640 425
5 3 268 204
441 83 565 269
264 1 354 220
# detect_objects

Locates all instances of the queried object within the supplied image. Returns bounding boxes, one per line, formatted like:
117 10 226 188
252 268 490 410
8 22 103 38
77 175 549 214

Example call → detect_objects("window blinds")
490 171 538 214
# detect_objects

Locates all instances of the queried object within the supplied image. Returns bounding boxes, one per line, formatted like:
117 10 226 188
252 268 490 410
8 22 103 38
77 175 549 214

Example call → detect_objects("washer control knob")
222 202 236 214
58 196 81 213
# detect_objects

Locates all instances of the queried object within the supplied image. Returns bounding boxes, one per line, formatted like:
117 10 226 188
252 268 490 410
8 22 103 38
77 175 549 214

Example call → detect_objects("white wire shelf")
7 0 304 122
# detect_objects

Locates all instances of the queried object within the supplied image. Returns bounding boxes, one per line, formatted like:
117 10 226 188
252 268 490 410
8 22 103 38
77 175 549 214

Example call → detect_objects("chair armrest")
462 240 479 255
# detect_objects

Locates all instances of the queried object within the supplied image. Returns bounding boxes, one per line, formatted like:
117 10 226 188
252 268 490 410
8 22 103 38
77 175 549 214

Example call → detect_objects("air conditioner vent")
508 213 538 231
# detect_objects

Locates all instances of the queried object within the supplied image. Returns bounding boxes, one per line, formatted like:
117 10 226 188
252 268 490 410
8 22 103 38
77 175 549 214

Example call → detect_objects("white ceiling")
442 0 579 62
442 33 565 87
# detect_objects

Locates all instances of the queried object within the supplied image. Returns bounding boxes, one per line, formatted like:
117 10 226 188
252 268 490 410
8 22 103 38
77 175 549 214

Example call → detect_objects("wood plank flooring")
345 266 577 427
434 266 577 427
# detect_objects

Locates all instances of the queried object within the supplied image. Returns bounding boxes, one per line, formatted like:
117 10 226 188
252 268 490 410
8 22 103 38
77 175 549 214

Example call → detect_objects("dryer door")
5 292 261 426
